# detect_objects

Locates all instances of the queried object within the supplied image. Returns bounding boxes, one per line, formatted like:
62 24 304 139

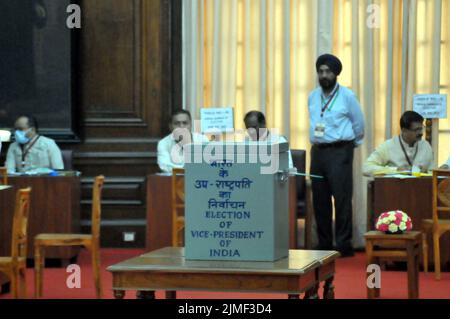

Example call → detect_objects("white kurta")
157 132 209 173
363 136 434 175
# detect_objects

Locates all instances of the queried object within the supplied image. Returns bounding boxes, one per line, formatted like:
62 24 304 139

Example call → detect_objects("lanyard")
20 135 40 167
320 85 340 117
398 136 418 167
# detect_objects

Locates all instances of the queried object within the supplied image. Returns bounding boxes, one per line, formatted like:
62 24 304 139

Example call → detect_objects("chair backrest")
0 167 7 185
91 176 105 240
11 187 31 261
291 150 306 199
61 150 73 170
433 169 450 222
172 168 185 246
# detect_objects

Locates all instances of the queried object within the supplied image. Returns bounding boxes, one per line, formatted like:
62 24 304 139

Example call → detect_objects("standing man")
308 54 365 257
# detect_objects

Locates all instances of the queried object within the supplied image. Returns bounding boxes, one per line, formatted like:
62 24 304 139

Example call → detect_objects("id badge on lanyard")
314 122 325 137
314 86 339 138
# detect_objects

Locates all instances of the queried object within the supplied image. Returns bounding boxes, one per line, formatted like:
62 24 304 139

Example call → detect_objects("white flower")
388 214 396 221
399 222 407 231
388 224 398 233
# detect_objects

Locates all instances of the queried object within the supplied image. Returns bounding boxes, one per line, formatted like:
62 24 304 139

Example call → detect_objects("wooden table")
108 247 339 299
365 231 421 299
0 185 14 291
147 174 298 251
367 177 450 269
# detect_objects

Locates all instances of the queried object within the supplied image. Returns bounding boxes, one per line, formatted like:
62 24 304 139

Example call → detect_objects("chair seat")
422 219 450 227
0 257 26 267
35 233 92 246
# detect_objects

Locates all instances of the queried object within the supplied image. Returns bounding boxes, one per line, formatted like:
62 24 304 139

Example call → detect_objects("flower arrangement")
375 210 413 234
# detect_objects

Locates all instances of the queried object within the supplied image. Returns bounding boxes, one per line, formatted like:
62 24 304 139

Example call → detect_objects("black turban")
316 54 342 76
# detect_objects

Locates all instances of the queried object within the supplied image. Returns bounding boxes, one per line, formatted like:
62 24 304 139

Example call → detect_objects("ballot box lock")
276 170 290 184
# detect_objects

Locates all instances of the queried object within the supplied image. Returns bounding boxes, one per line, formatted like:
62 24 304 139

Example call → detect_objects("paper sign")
413 94 447 119
200 108 234 133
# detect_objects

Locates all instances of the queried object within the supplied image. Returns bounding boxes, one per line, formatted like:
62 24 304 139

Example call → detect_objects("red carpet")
1 249 449 299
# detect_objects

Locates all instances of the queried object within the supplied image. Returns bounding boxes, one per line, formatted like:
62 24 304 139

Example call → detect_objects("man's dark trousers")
310 141 354 254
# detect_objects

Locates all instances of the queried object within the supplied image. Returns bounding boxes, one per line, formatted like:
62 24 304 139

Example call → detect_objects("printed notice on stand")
200 108 234 134
413 94 447 119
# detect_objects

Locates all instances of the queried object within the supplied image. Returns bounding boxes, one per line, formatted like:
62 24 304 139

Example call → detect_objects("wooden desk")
1 176 81 260
108 247 339 299
147 175 298 251
0 185 14 290
367 177 450 268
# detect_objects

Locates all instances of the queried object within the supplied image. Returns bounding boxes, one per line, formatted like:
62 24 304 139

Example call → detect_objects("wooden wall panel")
80 1 136 115
67 0 182 247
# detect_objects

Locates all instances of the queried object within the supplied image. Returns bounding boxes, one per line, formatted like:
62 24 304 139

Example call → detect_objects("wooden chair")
34 175 105 298
0 187 32 298
171 168 185 247
61 150 73 170
422 169 450 280
0 167 7 185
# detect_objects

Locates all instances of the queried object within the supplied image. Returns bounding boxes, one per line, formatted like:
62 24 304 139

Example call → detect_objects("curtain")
439 0 450 166
183 0 449 247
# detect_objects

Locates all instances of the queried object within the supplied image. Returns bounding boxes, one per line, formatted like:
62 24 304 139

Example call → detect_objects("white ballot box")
184 142 290 261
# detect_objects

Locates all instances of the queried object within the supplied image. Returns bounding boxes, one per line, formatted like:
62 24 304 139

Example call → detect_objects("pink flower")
406 220 412 230
381 212 390 219
378 224 389 232
395 212 403 220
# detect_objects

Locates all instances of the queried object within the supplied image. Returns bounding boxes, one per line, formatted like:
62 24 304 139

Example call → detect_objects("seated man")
5 115 64 173
157 110 208 173
363 111 433 176
244 110 294 169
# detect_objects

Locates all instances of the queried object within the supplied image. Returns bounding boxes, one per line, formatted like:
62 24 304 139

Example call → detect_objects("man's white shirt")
157 133 209 173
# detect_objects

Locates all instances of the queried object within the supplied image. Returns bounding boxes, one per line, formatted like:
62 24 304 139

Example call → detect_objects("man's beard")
319 77 337 91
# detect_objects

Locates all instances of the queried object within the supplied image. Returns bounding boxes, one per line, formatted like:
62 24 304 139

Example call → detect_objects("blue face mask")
15 130 31 144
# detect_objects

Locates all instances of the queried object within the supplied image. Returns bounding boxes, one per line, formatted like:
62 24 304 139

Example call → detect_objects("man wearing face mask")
308 54 365 257
363 111 434 175
5 115 63 173
157 109 208 173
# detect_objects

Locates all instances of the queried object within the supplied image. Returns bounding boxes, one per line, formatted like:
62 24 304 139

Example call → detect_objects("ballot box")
184 142 290 261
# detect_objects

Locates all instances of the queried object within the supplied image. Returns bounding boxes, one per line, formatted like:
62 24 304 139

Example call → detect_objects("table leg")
166 290 177 299
136 291 155 299
414 248 420 298
113 290 125 299
323 276 335 299
366 240 379 299
406 244 419 299
304 284 319 299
